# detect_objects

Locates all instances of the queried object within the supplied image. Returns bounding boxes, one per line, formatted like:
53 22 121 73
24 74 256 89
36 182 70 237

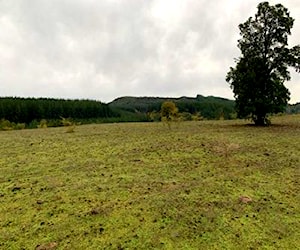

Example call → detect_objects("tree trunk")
254 115 266 126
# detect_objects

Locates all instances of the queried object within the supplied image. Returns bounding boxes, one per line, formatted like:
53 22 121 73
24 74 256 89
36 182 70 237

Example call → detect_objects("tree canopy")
160 101 178 122
0 97 115 125
226 1 300 125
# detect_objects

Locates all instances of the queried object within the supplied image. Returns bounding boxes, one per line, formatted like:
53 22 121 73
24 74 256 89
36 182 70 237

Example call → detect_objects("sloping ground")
0 115 299 249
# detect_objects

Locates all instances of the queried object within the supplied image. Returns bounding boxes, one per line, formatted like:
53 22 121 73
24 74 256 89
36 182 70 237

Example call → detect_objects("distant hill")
109 95 236 120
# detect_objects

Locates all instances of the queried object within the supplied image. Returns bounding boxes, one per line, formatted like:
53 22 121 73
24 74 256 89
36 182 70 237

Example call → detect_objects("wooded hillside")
0 96 298 130
109 95 236 120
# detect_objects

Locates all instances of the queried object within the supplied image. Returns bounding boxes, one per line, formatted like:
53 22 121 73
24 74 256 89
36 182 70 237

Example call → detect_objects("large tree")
226 2 300 125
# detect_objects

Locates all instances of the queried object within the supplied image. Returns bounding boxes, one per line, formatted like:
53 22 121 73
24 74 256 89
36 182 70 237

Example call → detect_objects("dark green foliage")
109 96 164 113
226 2 300 125
109 95 235 120
0 97 116 126
0 95 237 129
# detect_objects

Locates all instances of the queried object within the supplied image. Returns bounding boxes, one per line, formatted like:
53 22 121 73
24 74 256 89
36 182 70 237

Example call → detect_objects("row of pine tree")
0 97 117 124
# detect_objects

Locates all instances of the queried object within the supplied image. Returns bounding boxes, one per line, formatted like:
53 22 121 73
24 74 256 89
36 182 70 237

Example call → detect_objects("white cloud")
0 0 299 103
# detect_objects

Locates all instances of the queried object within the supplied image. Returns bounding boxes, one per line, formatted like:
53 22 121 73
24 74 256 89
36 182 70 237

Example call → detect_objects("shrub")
0 119 13 131
15 123 26 130
38 119 48 128
61 117 76 133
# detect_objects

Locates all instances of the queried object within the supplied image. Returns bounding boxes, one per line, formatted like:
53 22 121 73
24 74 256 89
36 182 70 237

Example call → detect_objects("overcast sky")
0 0 299 103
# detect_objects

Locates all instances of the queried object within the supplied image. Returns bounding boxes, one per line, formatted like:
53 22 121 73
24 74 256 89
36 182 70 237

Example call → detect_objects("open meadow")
0 115 300 249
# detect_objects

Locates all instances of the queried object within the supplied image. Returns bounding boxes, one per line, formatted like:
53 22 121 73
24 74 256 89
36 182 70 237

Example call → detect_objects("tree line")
0 95 238 130
0 97 117 125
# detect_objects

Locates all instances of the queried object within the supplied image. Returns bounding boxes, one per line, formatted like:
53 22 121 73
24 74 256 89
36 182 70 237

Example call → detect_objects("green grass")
0 115 299 249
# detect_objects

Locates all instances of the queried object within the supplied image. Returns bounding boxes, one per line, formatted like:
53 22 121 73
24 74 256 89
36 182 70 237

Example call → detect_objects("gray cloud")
0 0 299 103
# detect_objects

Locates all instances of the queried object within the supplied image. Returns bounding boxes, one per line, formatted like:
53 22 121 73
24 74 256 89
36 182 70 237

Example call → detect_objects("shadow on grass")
228 123 300 129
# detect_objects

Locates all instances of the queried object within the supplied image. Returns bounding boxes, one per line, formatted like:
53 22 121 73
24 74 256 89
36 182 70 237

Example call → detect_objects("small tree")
226 2 300 125
160 101 178 128
61 117 76 133
38 119 48 128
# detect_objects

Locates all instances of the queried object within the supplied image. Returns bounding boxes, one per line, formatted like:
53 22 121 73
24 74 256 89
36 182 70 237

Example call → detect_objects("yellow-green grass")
0 115 299 249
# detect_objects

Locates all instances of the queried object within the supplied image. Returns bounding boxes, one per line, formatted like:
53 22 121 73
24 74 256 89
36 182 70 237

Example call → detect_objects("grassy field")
0 115 299 249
